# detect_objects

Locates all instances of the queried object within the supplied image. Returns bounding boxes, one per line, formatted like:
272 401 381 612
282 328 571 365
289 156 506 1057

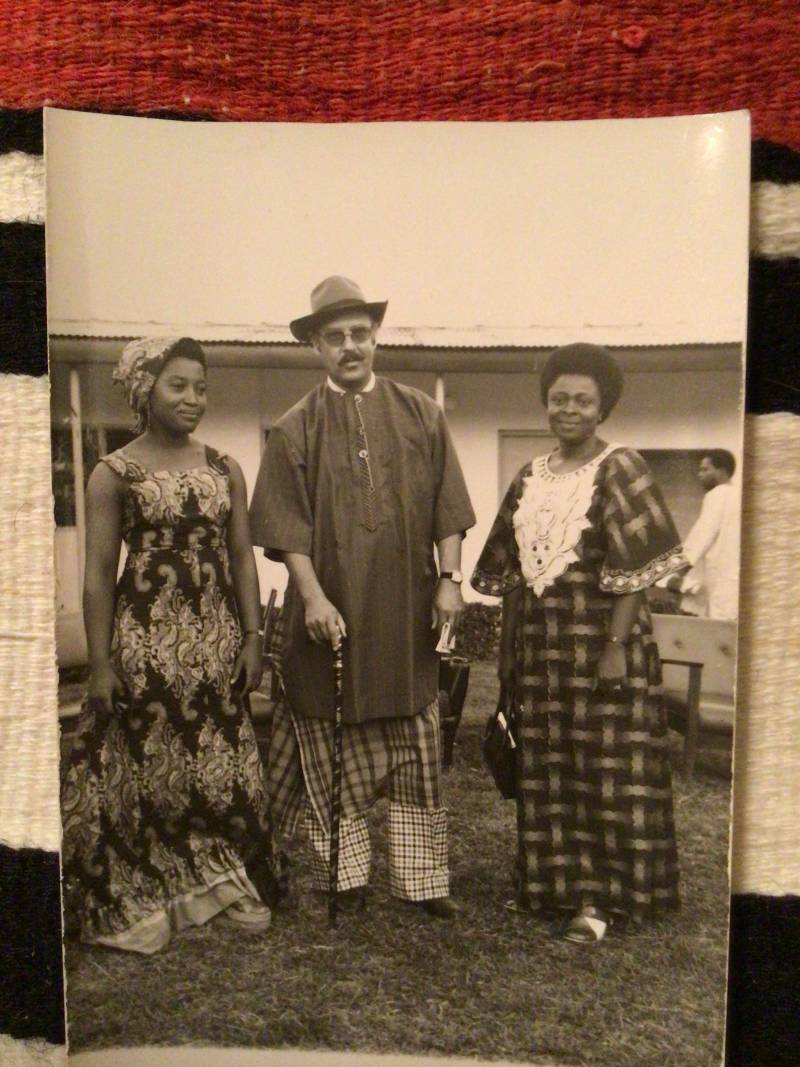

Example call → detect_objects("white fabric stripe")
0 374 61 852
731 412 800 895
0 151 45 224
751 181 800 258
0 1035 66 1067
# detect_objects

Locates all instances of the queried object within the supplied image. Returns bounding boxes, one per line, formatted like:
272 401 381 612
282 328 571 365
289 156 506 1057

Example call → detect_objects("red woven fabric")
0 1 798 146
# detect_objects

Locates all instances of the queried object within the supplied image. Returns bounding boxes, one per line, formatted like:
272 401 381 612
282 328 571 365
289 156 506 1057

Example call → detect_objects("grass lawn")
64 661 732 1067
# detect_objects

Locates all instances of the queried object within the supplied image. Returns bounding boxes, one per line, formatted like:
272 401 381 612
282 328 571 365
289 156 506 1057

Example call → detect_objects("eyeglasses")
320 326 373 347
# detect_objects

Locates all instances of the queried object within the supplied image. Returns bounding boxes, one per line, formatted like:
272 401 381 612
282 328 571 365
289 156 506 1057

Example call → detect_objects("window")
51 425 136 527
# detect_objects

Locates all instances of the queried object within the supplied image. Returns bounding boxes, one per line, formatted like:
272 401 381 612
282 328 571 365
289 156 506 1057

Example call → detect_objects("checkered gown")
473 448 686 921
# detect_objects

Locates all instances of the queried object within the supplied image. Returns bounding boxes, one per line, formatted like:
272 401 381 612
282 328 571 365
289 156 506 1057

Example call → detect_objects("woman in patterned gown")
472 344 687 944
61 337 285 954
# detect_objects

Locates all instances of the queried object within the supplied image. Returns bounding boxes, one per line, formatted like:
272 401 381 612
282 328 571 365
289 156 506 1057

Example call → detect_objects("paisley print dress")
61 448 285 953
473 447 687 921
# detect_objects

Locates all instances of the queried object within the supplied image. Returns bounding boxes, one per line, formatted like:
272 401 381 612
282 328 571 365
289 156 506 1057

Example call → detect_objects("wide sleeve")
247 424 313 562
431 407 476 542
599 448 689 594
470 466 527 597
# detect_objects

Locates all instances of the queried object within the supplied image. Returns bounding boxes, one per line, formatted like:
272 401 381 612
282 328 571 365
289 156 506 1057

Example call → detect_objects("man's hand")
303 593 347 647
432 578 464 637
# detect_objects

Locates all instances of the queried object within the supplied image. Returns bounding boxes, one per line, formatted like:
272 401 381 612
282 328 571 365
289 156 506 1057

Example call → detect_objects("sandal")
222 897 272 930
563 906 610 944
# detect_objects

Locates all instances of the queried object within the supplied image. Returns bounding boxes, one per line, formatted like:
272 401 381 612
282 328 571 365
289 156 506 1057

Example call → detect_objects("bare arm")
227 459 264 635
596 590 645 688
83 463 126 709
433 531 465 632
226 458 264 693
284 552 346 647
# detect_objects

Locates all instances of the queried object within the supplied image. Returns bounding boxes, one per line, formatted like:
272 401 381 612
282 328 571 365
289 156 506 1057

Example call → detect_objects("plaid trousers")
267 699 449 900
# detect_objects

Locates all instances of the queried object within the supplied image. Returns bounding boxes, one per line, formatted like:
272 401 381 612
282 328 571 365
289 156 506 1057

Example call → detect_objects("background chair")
652 614 737 778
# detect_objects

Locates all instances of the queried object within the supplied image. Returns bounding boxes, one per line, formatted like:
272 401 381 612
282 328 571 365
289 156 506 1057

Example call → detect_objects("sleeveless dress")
472 446 687 921
61 447 285 953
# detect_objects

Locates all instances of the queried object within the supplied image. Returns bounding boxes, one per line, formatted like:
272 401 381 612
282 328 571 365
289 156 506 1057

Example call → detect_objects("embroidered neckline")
513 443 620 596
107 448 225 478
544 442 614 479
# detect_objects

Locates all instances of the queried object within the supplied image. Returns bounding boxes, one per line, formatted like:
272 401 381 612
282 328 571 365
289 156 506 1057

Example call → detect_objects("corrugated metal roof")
48 319 744 349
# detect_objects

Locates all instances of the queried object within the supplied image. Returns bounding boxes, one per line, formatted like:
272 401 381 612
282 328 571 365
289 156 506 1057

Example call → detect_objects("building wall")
442 369 744 599
51 360 743 624
50 362 438 612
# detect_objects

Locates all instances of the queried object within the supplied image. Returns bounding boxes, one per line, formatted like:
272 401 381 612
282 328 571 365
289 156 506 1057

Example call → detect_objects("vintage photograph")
46 110 750 1067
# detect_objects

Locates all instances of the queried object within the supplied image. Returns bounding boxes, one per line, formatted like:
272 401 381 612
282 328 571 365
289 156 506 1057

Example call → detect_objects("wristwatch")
439 570 464 584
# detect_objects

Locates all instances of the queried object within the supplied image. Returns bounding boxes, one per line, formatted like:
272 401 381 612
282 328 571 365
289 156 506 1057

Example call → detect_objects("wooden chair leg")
682 664 703 779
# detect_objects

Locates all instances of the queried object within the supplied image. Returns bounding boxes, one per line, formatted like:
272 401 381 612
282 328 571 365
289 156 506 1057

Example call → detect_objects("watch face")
442 571 463 583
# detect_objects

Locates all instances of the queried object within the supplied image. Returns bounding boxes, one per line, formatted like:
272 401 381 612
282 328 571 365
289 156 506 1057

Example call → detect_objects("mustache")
338 355 364 366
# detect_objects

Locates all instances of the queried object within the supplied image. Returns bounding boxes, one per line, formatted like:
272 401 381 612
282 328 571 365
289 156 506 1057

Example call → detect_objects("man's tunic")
249 376 476 724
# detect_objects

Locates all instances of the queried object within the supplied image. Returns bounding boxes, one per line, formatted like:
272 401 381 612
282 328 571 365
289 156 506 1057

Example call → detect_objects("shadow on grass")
65 662 732 1067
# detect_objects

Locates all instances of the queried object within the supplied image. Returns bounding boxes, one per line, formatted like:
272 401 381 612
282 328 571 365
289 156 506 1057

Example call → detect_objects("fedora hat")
290 276 388 343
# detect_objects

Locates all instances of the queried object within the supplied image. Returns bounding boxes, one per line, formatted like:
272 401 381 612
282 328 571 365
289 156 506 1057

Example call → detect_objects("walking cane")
328 634 344 929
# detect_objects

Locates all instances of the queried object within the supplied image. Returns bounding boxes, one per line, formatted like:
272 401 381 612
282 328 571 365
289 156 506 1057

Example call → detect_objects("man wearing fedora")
249 276 475 918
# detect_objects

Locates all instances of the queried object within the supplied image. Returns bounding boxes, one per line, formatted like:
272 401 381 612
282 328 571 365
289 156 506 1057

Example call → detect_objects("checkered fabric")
302 800 449 900
387 802 449 901
267 697 442 833
268 700 448 899
474 449 681 921
303 803 372 893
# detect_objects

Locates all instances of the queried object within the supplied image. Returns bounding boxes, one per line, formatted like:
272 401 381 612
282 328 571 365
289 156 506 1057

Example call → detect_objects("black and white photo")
46 109 750 1067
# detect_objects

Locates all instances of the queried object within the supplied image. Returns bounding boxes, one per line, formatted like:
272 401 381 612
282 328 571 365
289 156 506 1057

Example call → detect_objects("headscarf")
112 336 205 433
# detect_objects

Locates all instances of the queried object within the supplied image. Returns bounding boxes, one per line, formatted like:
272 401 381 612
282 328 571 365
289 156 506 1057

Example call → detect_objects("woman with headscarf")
472 344 687 943
61 337 285 953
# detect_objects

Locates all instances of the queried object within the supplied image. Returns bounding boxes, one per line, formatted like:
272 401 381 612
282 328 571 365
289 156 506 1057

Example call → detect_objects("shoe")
413 897 461 919
313 886 368 911
222 897 272 931
563 906 610 944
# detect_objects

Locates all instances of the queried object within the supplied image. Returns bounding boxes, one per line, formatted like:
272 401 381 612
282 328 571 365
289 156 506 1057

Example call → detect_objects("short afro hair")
540 343 623 421
702 449 736 477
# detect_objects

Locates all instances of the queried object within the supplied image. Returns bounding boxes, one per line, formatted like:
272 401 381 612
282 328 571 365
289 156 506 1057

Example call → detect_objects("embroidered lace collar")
513 443 620 595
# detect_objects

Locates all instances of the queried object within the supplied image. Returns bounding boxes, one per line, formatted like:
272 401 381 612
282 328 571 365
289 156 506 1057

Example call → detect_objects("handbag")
482 684 519 800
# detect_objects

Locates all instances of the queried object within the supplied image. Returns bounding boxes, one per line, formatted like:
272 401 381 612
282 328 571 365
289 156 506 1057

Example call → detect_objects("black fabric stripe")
0 844 65 1045
0 112 46 376
0 275 47 376
0 226 47 377
726 893 800 1066
752 139 800 184
746 257 800 415
0 223 44 283
0 109 43 156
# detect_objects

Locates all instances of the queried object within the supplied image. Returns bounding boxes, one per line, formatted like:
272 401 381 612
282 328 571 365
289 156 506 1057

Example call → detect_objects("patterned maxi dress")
472 445 687 921
61 448 285 953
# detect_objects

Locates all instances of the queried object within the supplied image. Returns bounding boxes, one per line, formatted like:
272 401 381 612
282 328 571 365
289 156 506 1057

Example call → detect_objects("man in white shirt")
669 450 741 620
